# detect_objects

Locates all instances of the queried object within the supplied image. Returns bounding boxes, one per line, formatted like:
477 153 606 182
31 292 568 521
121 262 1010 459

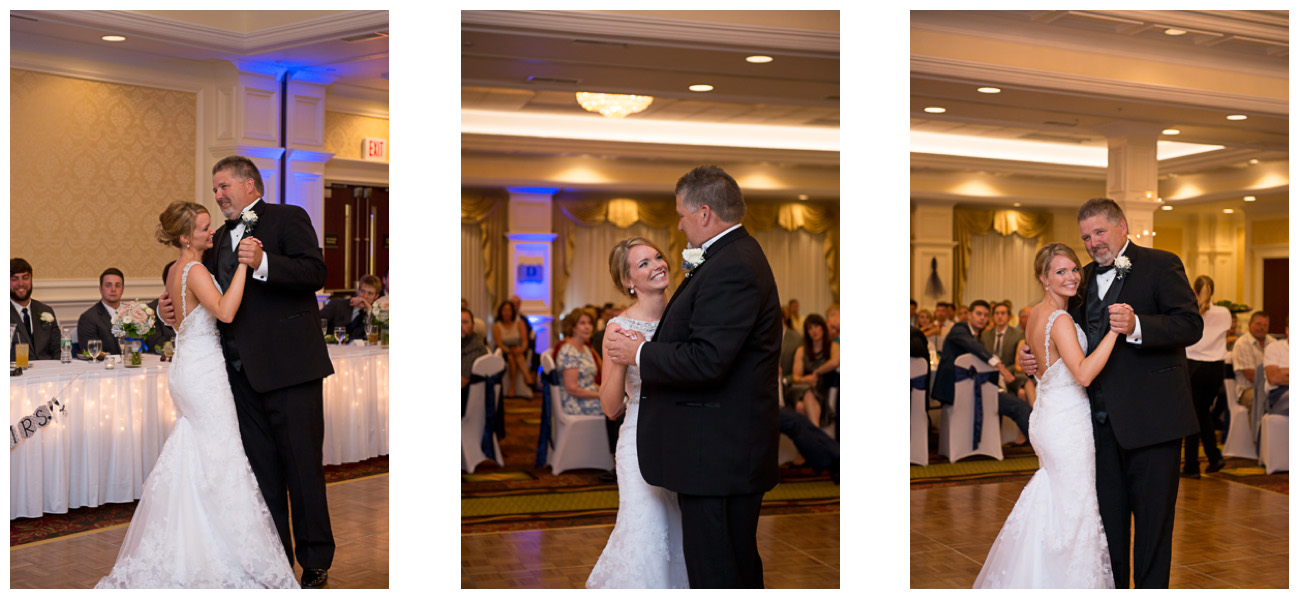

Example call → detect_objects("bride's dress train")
96 262 297 588
973 309 1113 589
586 315 689 589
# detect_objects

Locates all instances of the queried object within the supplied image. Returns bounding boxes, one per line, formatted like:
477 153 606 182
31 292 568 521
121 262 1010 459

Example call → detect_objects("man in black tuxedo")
10 258 61 361
604 165 781 588
319 274 383 341
76 268 126 356
1022 198 1201 588
164 156 336 588
930 300 1032 442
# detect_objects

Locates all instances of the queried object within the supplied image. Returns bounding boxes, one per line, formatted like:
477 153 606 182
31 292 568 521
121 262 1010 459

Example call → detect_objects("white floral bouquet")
371 296 389 327
111 300 157 339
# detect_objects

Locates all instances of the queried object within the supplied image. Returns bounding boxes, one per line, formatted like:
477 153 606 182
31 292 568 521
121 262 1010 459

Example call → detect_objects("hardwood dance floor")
912 473 1288 588
461 511 839 588
9 474 389 589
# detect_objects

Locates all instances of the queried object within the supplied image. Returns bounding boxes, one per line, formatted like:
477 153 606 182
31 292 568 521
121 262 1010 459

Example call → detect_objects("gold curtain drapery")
953 208 1053 305
462 190 509 311
743 203 840 302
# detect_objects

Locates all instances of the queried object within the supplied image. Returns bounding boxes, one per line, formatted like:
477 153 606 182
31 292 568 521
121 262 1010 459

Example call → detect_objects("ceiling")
460 10 840 198
9 10 389 93
910 10 1288 214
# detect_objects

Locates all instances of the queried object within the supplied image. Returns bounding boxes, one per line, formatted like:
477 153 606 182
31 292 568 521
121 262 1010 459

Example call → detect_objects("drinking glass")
334 327 347 345
366 320 379 345
87 339 103 361
15 343 29 368
321 319 328 337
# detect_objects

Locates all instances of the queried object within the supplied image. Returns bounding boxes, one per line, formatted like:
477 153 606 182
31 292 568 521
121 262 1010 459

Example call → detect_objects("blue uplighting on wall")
507 186 559 195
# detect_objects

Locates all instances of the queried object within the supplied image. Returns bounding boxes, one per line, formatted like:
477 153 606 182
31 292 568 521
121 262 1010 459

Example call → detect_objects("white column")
1103 131 1161 245
506 188 558 355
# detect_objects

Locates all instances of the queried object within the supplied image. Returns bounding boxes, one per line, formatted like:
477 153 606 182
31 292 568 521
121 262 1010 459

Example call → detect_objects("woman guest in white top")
1182 275 1230 478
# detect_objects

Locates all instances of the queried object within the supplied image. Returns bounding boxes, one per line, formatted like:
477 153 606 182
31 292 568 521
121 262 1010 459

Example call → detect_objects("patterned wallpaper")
10 69 196 280
324 111 390 161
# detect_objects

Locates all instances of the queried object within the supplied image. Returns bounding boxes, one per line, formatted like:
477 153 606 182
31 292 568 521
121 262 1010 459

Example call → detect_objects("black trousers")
677 491 766 588
227 363 336 570
779 406 838 476
1093 417 1181 588
1183 360 1225 472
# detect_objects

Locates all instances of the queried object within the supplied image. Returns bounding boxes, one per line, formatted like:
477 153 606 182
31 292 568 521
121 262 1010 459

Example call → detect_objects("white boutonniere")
1114 255 1132 279
40 312 54 324
241 211 259 235
681 248 705 277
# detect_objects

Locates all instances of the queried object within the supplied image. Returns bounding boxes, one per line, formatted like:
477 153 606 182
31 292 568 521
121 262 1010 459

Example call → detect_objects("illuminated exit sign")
362 138 388 162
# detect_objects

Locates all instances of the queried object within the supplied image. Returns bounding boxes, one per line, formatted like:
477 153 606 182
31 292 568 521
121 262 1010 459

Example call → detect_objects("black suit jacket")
10 300 61 360
319 297 367 341
77 302 122 355
931 321 995 405
637 226 782 496
203 200 334 393
1070 242 1201 449
144 298 175 353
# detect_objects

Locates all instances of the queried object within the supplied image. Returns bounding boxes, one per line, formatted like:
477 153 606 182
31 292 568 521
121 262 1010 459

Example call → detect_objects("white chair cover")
938 354 1003 462
540 352 613 475
1221 378 1258 460
910 357 929 466
1259 414 1289 474
462 353 506 473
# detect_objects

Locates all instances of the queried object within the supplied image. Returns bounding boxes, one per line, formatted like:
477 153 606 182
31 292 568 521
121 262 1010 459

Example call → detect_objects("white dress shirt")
229 199 270 282
1095 240 1142 344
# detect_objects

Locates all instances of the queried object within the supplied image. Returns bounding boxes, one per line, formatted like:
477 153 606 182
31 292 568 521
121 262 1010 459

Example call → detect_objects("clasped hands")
158 237 262 326
603 322 643 366
1018 303 1134 376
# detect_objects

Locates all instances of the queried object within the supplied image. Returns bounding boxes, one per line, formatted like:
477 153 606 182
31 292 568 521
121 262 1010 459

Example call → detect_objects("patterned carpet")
10 455 388 546
462 393 839 534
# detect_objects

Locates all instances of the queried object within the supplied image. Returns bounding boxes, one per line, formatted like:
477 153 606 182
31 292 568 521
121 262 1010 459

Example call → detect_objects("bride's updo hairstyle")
156 201 210 248
1034 242 1083 284
608 237 669 298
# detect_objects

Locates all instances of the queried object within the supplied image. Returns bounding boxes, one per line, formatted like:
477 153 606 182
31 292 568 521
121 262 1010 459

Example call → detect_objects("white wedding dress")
96 262 298 589
973 310 1113 589
586 316 689 589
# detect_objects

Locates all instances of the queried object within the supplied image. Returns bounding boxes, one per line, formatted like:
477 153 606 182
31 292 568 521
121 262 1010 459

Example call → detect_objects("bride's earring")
629 287 636 295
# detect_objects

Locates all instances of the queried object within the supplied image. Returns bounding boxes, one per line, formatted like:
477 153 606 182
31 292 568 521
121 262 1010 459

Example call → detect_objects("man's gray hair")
1077 197 1126 225
675 165 746 223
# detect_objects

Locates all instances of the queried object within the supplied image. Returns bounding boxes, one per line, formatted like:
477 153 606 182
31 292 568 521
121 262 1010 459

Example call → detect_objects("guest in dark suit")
981 301 1027 395
319 274 383 341
77 268 127 356
931 300 1032 441
604 165 781 588
161 156 335 588
145 261 176 354
10 258 61 361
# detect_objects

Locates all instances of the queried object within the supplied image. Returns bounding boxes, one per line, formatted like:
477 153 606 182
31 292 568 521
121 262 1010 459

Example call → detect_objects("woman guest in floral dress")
557 308 603 415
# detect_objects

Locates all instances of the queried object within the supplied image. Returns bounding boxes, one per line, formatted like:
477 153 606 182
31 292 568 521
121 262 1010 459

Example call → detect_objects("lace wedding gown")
973 310 1113 589
586 316 689 589
96 262 298 589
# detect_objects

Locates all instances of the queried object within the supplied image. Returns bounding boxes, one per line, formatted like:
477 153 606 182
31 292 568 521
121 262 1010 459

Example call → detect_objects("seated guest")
917 308 940 352
787 298 804 332
77 267 127 356
145 261 176 354
10 258 61 361
779 308 802 379
1232 311 1275 408
826 303 840 342
320 274 383 341
931 299 1032 445
910 298 918 328
461 298 488 344
556 308 602 415
980 301 1027 395
1263 325 1288 416
492 299 535 397
790 313 840 428
461 307 489 417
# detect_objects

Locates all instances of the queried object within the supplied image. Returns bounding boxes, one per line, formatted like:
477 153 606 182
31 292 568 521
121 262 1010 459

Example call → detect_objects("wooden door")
1262 257 1288 334
323 183 389 293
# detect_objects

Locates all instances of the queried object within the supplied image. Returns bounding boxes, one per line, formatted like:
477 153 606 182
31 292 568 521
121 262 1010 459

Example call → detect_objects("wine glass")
87 339 103 361
334 327 346 345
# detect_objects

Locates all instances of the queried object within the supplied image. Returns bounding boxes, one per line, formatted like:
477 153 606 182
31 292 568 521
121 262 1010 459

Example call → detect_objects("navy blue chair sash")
954 365 995 450
535 368 561 468
469 371 503 461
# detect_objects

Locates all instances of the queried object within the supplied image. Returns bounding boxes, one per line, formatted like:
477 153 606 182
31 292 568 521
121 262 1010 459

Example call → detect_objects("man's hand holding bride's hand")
1108 303 1135 336
158 291 176 327
603 322 641 367
237 237 263 268
1018 342 1037 376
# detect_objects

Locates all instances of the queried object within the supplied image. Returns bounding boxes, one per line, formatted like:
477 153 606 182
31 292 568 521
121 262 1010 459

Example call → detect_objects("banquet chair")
938 354 1003 462
462 353 506 473
1259 413 1288 474
1221 379 1257 460
540 352 613 475
910 357 928 466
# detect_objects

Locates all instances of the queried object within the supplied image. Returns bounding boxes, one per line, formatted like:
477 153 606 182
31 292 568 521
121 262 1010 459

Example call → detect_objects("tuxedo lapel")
653 227 747 339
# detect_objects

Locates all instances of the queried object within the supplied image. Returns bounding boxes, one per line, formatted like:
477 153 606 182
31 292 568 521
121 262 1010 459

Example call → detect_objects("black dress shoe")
1180 471 1201 480
301 568 328 589
1206 458 1226 473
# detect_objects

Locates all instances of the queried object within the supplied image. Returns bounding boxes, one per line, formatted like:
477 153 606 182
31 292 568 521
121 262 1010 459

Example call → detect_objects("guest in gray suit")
10 258 62 361
77 267 127 356
981 301 1027 395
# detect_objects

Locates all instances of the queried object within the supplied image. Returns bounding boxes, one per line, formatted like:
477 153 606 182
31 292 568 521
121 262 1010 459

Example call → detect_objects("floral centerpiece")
111 300 156 366
371 296 389 347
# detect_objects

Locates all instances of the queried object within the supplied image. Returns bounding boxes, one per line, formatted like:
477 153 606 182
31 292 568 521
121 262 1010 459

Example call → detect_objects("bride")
585 237 689 589
973 242 1117 588
96 202 297 588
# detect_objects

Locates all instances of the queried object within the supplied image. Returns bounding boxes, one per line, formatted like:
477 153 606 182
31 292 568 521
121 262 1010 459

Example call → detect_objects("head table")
10 345 388 519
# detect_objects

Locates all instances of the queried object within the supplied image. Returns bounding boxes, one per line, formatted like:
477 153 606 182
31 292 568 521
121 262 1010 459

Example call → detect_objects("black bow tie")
225 218 242 229
1095 263 1115 275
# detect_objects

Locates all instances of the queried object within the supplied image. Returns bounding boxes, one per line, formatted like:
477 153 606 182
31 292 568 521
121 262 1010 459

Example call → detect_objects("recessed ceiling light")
1249 158 1260 164
1164 28 1187 36
1223 208 1234 214
1163 129 1180 135
924 106 946 114
977 87 1001 94
1012 202 1022 207
746 55 773 64
797 194 809 200
1244 196 1256 202
688 84 713 92
1226 114 1248 121
101 35 127 42
1161 205 1173 211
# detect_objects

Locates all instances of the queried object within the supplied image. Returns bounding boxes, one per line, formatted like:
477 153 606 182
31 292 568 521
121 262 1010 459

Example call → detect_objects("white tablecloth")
10 345 388 519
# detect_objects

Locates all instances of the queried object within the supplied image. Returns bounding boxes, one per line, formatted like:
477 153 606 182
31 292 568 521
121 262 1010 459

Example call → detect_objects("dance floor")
912 467 1289 588
10 474 389 589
